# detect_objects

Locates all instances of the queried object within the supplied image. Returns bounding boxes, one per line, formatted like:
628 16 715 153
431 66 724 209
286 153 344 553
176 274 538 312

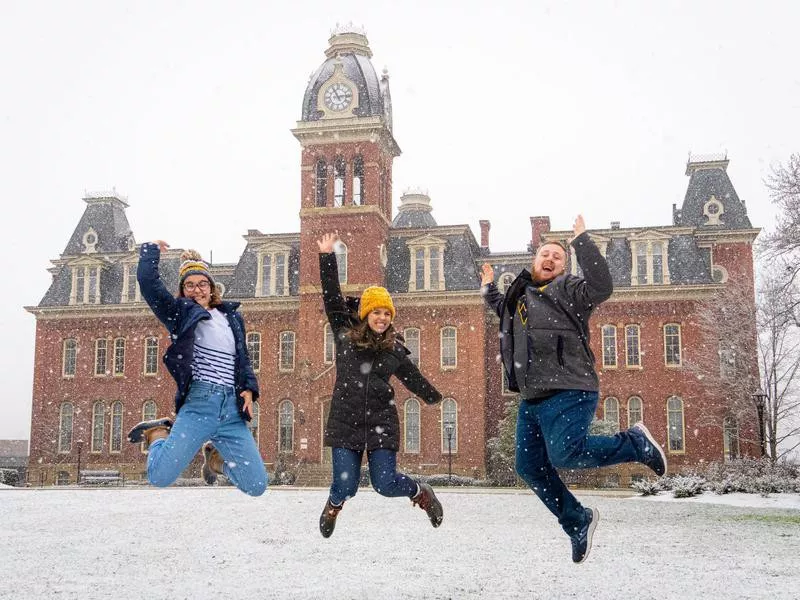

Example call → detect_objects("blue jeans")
328 447 418 505
515 390 640 536
147 380 268 496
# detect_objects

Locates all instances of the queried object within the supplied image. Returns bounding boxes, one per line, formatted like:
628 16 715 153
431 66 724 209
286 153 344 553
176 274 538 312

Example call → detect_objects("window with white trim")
631 238 670 286
440 326 457 368
352 156 364 205
278 400 294 452
498 272 515 294
315 159 327 207
334 241 348 284
113 337 125 376
58 402 73 453
63 338 77 377
279 331 296 371
333 157 346 207
246 332 261 373
404 398 421 453
257 250 290 297
404 328 420 367
144 337 159 375
121 262 141 303
109 401 123 453
408 239 446 292
95 339 108 376
601 325 617 368
70 265 102 305
604 397 620 432
627 396 643 426
91 401 105 453
324 324 335 364
441 398 458 453
141 400 157 452
664 323 682 366
625 325 641 367
667 396 685 452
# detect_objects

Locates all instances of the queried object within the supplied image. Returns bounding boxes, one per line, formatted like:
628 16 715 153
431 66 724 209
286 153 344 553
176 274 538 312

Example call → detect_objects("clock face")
323 82 353 112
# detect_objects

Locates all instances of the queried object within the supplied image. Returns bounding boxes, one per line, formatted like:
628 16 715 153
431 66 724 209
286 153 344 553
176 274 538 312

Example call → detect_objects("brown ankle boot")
201 442 224 485
143 426 169 445
412 482 444 528
319 498 343 538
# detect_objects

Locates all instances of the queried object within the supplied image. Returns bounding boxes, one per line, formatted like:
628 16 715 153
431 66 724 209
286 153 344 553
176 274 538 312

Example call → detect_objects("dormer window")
408 235 446 292
256 245 290 297
121 262 141 303
630 234 671 286
70 264 102 305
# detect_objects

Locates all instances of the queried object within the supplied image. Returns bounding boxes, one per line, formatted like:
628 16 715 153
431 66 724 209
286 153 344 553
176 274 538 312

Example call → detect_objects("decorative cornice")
25 304 153 319
604 284 723 302
291 116 401 157
300 204 392 227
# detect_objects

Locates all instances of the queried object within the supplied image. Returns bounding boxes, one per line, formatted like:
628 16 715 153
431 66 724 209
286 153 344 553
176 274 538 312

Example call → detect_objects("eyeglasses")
183 281 211 291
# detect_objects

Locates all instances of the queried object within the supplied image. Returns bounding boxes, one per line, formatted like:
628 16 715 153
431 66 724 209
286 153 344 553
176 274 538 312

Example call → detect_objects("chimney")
479 220 491 249
530 216 551 250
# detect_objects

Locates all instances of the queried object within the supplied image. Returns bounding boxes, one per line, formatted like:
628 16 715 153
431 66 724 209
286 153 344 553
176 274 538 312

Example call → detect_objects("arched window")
324 323 335 364
278 400 294 453
113 337 126 375
404 328 421 367
723 415 740 461
353 155 364 205
604 397 620 432
441 398 458 453
602 325 617 368
58 402 74 454
141 400 157 452
498 272 515 294
246 332 261 373
334 241 348 284
404 398 421 453
627 396 643 427
279 331 296 371
315 159 327 207
91 401 105 453
440 326 457 368
110 401 123 453
667 396 685 452
250 400 260 444
625 325 641 367
333 157 346 207
144 337 159 375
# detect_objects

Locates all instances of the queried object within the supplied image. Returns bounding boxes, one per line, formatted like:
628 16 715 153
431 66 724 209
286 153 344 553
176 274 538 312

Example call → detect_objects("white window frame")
62 338 77 377
601 325 617 368
441 398 458 453
91 401 105 453
407 235 446 292
246 332 261 373
404 327 421 367
604 397 620 432
498 272 515 294
627 396 643 427
279 331 296 372
70 264 103 305
121 261 141 303
323 324 335 364
630 233 671 286
144 336 159 375
58 402 74 454
334 241 348 284
113 337 125 376
255 244 291 297
278 400 294 453
625 324 641 368
664 323 682 367
440 326 457 369
667 395 685 453
404 398 421 453
109 400 123 454
94 338 108 376
141 400 158 453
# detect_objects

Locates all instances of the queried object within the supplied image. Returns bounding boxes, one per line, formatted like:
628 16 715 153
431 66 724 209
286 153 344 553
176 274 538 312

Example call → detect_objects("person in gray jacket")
481 215 666 563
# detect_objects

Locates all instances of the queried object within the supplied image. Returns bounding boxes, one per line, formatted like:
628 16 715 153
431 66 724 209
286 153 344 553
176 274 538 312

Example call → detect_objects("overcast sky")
1 0 798 440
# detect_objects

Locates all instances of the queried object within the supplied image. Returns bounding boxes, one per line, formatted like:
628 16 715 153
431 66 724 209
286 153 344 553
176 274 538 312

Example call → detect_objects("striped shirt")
191 308 236 387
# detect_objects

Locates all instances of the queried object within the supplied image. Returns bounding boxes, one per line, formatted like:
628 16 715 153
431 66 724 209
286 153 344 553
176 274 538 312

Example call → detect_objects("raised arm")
317 233 352 332
137 240 180 329
394 357 442 405
480 263 504 317
566 216 613 308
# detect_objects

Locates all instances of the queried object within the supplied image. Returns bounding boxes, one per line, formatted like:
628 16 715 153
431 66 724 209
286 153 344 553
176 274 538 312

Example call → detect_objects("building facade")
26 28 760 486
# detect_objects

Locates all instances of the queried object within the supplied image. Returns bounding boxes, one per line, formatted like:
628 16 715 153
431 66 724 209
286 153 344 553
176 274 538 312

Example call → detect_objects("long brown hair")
347 319 397 351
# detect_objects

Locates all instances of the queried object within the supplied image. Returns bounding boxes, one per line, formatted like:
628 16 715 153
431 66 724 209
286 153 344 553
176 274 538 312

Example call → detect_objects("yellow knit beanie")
178 250 214 287
359 286 396 320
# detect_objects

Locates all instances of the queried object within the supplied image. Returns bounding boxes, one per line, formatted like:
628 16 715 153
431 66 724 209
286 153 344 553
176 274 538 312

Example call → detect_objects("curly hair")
346 318 397 351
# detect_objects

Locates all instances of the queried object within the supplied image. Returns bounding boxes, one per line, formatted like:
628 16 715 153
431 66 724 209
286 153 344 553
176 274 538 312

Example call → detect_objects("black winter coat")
482 232 613 397
320 253 442 451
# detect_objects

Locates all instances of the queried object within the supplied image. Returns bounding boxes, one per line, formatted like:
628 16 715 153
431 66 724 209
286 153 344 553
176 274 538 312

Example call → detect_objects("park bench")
79 470 123 486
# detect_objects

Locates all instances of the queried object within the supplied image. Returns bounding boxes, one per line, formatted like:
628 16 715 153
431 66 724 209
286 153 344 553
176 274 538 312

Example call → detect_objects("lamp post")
76 440 83 484
751 388 767 458
444 423 454 484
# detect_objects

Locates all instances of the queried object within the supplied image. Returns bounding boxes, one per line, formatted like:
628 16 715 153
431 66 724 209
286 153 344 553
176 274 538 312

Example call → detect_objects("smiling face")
532 242 567 283
181 274 212 309
366 307 393 334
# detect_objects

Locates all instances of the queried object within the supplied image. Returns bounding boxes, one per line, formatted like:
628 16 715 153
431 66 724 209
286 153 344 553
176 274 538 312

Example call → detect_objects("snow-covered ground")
1 486 798 600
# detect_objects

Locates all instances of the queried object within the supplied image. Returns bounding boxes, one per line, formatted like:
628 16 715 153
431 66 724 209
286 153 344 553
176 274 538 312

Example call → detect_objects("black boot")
412 482 443 528
319 498 343 538
127 418 173 444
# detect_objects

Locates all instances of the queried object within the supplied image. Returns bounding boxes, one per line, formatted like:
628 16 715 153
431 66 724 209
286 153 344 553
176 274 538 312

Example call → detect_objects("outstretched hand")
154 240 170 252
316 232 340 254
480 263 494 286
572 215 586 240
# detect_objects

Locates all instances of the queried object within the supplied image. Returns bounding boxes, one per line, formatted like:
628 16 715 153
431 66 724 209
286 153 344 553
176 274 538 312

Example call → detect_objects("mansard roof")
676 156 753 229
62 193 135 256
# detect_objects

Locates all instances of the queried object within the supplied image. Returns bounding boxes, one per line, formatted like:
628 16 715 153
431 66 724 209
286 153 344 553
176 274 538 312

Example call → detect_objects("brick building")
26 27 760 486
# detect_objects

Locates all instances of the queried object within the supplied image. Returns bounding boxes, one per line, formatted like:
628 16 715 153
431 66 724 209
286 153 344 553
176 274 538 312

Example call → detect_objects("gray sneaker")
570 507 599 564
631 422 668 476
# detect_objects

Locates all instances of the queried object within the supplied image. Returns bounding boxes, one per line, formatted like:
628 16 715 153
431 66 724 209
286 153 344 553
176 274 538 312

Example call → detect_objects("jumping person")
316 232 444 537
481 215 666 563
127 240 267 496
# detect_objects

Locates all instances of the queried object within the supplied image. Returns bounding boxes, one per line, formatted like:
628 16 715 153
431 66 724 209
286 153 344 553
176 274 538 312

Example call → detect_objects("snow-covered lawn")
1 486 798 599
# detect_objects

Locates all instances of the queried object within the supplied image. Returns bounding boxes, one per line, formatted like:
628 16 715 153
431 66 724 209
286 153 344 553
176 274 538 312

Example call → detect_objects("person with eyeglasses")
126 240 267 496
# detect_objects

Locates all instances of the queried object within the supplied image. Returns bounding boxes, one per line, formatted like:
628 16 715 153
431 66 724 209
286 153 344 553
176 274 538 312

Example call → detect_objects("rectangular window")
144 337 159 375
440 327 457 368
602 325 617 368
414 248 425 291
279 332 295 371
123 264 140 302
404 328 420 367
652 242 664 284
637 246 648 285
625 325 641 367
261 255 272 296
246 332 261 373
664 324 682 366
91 403 105 452
87 267 99 303
324 325 335 364
95 339 108 376
667 397 685 452
113 338 125 375
429 248 440 291
63 339 77 377
275 254 286 296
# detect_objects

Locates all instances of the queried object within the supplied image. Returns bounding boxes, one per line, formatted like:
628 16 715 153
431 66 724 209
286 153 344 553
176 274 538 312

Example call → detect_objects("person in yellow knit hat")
316 232 444 538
